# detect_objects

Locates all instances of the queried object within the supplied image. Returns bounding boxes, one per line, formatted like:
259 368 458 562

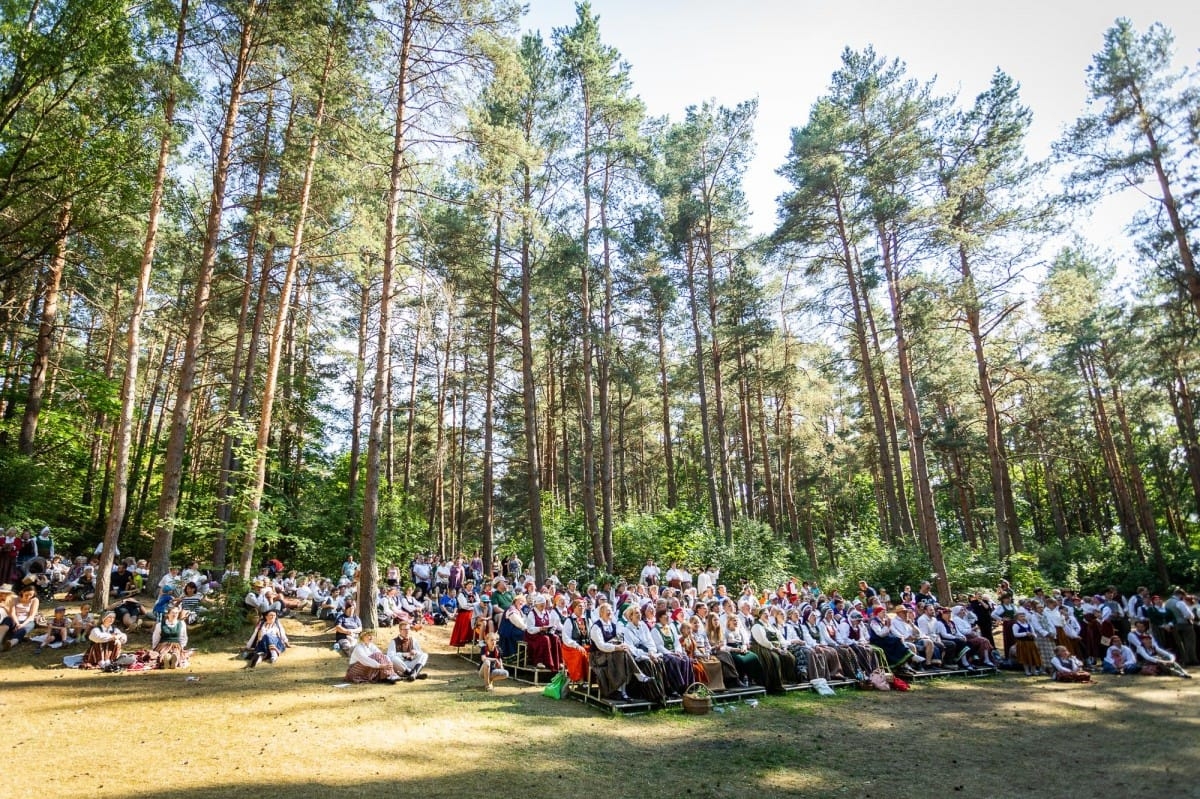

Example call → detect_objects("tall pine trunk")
151 0 260 586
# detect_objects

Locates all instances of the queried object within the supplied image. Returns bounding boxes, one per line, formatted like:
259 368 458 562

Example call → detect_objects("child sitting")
478 632 509 691
34 606 73 652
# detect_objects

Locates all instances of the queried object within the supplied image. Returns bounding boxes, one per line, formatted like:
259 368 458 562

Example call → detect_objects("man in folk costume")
523 593 564 671
387 621 429 680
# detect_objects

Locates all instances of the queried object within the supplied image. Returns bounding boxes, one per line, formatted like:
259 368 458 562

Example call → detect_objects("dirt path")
5 616 1198 799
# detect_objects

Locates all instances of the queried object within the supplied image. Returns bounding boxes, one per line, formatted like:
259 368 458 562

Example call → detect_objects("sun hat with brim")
0 584 13 593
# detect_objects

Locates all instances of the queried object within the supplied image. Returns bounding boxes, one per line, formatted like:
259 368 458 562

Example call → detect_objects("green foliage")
828 532 933 598
198 577 252 638
696 518 793 590
1035 535 1200 595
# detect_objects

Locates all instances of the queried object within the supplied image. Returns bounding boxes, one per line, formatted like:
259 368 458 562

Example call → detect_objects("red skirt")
524 631 563 671
562 644 589 682
449 611 475 647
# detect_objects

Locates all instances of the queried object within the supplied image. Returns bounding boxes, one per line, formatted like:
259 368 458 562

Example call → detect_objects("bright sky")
521 0 1200 251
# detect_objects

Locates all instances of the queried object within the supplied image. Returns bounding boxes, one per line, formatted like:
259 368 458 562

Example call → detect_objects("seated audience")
1049 645 1092 683
245 609 289 667
346 628 402 684
151 604 189 669
83 609 127 668
387 621 429 680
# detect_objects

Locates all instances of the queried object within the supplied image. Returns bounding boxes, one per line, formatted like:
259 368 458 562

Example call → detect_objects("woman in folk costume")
1012 609 1042 676
678 618 711 685
835 609 882 677
150 604 189 669
560 598 591 683
781 608 816 681
345 629 402 684
588 601 640 701
448 579 479 647
245 608 289 667
703 611 741 685
620 605 667 703
719 611 763 687
750 606 796 694
1028 600 1057 673
82 609 127 668
651 607 696 696
801 607 843 680
992 592 1018 658
868 606 914 671
523 593 564 671
1078 595 1106 665
497 592 527 658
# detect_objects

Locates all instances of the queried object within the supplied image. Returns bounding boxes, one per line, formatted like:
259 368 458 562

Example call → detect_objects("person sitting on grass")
245 580 285 618
112 594 148 632
345 628 402 684
178 581 210 625
35 605 72 653
151 604 189 669
1102 638 1140 676
71 603 95 643
83 610 127 668
478 632 509 691
1050 645 1092 683
0 582 39 651
245 609 288 667
151 584 176 622
1130 626 1191 678
332 598 362 654
386 621 429 681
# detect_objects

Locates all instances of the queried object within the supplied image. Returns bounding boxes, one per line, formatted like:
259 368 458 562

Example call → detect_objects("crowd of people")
4 530 1198 698
433 563 1198 702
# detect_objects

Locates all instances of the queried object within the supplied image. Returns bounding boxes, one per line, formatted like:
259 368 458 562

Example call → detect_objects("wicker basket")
681 683 713 715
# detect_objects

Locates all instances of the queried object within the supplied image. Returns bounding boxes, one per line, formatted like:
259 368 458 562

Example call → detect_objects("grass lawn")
5 614 1199 799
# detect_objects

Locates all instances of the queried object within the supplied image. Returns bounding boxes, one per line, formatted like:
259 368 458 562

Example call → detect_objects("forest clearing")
6 616 1199 799
2 1 1200 632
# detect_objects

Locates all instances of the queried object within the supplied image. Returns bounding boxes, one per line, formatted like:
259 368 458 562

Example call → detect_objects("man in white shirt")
386 622 428 680
411 557 432 599
639 559 660 587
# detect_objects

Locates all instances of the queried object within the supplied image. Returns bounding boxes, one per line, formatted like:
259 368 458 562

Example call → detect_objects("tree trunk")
18 202 71 454
831 189 907 542
214 81 275 571
701 231 733 543
686 237 723 538
597 164 615 569
519 172 546 583
655 306 677 508
362 0 414 629
95 0 190 604
346 276 369 533
959 244 1017 558
878 223 949 601
238 28 334 579
481 213 500 576
151 0 259 586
